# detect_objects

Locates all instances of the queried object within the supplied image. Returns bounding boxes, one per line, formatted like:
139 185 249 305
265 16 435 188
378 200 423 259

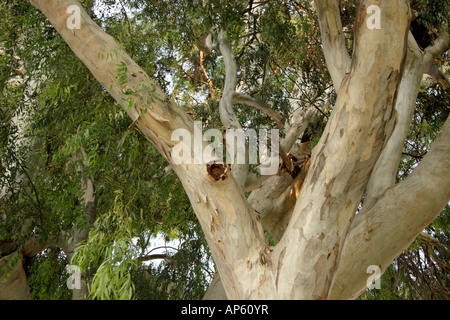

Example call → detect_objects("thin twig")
402 152 424 160
139 253 173 263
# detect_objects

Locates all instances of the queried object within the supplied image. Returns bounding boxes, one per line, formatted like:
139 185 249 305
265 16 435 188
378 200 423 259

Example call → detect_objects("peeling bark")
28 0 449 300
273 0 411 299
331 115 450 299
366 30 449 201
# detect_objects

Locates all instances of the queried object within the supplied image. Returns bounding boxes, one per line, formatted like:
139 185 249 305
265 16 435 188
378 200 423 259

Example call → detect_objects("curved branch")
217 31 241 130
233 93 283 129
423 27 449 69
139 254 173 263
217 31 248 189
147 245 179 254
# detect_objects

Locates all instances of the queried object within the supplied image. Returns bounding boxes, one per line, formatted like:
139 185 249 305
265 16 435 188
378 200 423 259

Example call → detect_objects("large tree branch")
366 27 448 201
245 77 323 236
29 0 193 162
331 115 450 299
60 146 98 300
423 27 449 69
179 167 268 299
314 0 351 92
273 0 411 299
365 32 423 201
73 147 97 244
423 27 450 89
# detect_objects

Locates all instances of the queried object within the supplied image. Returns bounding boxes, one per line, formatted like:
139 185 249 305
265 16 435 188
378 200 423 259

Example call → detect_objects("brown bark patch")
275 248 286 288
259 249 271 266
206 162 229 181
326 243 340 263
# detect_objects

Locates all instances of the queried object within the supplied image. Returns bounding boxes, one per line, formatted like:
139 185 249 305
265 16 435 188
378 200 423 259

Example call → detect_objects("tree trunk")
28 0 449 300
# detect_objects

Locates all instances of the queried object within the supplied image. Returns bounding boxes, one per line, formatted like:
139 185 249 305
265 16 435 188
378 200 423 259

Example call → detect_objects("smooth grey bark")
28 0 449 300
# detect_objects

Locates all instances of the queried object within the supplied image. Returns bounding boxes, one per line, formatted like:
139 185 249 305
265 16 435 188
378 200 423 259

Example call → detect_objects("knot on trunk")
206 162 229 181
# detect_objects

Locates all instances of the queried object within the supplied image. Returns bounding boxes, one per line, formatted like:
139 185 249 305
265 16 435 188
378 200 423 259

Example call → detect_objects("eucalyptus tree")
1 0 449 300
